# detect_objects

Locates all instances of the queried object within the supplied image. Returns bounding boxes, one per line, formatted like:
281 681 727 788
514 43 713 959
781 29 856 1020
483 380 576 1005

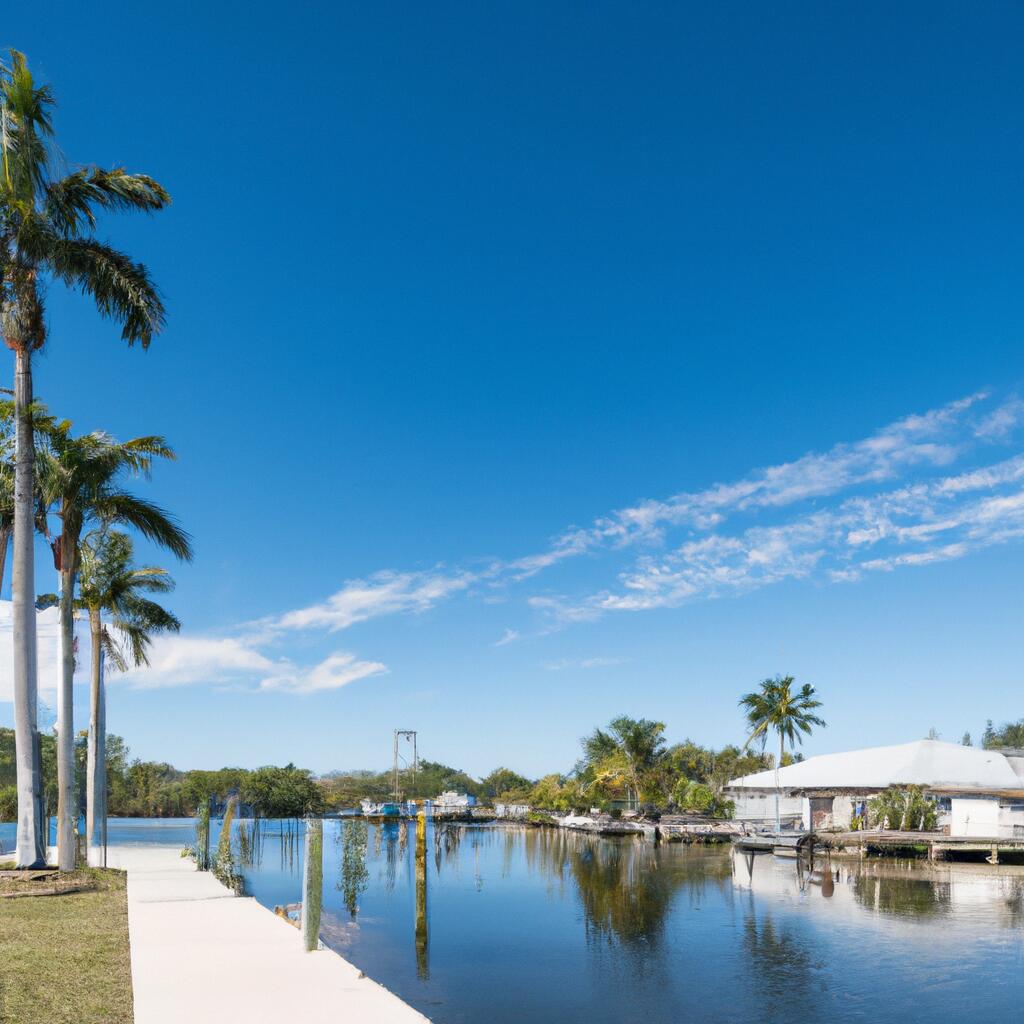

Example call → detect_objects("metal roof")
727 739 1023 792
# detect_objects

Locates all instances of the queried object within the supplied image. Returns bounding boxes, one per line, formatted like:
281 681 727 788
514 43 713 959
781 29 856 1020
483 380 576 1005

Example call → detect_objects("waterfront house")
434 791 477 808
726 739 1024 837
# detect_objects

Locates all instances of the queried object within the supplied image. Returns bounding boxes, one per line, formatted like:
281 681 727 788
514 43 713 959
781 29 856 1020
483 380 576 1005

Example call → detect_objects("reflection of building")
726 740 1024 837
434 791 477 808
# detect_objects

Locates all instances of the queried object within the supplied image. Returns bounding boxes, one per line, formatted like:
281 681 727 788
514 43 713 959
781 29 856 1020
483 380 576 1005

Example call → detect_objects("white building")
495 803 530 819
434 790 477 808
726 739 1024 837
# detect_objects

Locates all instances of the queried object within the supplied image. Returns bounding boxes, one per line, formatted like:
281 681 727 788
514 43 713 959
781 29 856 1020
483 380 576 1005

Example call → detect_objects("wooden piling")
301 818 323 952
415 810 428 978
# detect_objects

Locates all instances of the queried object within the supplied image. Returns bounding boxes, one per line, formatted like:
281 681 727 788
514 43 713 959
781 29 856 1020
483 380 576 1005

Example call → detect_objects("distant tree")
925 726 941 740
961 732 972 746
479 767 534 801
982 719 1024 749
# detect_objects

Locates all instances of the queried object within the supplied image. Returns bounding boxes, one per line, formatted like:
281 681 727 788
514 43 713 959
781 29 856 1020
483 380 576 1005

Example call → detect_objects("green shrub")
869 786 938 831
0 785 16 823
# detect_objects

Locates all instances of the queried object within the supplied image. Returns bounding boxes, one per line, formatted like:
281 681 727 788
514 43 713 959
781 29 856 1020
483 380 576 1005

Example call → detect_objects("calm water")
4 817 1024 1022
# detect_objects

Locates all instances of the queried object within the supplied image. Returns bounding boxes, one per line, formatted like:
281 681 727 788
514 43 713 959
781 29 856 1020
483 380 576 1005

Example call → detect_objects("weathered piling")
301 818 324 952
415 810 428 978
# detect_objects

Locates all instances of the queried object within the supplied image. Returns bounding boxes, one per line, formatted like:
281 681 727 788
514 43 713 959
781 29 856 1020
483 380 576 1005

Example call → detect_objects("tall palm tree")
1 51 168 867
740 676 825 832
78 529 180 865
41 424 191 870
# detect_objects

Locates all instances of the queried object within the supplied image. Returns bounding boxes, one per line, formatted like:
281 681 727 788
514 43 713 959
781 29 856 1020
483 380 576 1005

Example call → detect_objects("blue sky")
2 4 1024 776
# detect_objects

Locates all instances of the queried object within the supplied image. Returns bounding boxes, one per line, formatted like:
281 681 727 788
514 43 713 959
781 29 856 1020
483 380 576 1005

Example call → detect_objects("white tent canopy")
728 739 1023 792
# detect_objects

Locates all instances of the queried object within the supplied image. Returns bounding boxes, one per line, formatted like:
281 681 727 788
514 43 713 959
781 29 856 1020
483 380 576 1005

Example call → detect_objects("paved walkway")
106 845 429 1024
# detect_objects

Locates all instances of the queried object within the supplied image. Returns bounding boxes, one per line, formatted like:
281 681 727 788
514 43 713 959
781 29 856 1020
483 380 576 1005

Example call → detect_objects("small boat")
359 800 402 817
732 832 813 854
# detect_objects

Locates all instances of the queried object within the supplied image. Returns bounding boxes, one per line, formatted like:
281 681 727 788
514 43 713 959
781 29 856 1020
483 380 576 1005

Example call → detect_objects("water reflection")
226 821 1024 1024
336 819 369 918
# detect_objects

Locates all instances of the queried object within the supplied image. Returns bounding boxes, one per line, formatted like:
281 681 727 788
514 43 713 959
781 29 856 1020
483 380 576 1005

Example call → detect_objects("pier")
823 830 1024 862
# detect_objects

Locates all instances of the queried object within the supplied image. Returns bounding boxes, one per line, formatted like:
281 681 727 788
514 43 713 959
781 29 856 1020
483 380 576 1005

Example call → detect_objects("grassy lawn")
0 866 133 1024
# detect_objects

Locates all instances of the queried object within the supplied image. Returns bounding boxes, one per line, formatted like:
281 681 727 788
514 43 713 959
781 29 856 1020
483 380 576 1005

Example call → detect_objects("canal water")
4 817 1024 1022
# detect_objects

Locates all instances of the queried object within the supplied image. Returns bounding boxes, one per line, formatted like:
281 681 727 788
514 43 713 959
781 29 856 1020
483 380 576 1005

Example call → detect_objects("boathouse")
726 739 1024 836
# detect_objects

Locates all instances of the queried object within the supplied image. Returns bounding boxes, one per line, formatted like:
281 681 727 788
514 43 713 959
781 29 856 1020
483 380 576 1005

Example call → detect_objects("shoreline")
107 844 429 1024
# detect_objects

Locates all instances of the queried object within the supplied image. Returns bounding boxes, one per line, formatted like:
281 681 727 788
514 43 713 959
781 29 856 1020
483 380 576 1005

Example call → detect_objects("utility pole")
393 730 417 801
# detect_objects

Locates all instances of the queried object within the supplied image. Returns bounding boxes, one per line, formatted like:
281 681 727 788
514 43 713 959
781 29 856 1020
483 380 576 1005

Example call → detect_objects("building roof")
727 739 1023 792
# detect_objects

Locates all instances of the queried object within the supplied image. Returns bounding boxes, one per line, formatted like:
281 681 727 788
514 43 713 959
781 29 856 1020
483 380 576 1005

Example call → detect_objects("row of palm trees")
1 50 186 869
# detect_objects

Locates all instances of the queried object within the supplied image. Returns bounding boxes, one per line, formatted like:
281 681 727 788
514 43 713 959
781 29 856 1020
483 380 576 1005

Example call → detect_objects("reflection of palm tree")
565 833 723 947
850 866 951 917
336 819 369 918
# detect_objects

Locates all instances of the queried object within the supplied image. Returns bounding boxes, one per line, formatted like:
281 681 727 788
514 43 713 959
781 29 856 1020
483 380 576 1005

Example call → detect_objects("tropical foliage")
1 49 171 868
982 719 1024 749
869 786 938 832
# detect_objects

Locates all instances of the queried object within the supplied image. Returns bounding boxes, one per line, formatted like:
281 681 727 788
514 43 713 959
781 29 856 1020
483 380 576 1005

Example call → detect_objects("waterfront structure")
434 791 476 808
495 803 530 819
726 739 1024 837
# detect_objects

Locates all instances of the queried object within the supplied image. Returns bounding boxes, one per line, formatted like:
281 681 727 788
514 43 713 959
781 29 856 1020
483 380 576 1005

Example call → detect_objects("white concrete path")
107 845 430 1024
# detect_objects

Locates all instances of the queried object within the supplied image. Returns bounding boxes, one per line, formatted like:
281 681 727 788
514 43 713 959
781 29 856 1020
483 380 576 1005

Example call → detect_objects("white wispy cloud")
258 652 387 694
115 633 387 695
537 451 1024 620
542 656 629 671
7 391 1022 698
273 569 476 632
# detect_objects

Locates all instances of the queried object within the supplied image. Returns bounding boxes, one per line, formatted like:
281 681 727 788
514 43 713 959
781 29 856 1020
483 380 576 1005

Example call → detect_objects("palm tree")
1 51 169 867
740 675 825 832
78 529 180 865
41 424 191 870
579 716 667 810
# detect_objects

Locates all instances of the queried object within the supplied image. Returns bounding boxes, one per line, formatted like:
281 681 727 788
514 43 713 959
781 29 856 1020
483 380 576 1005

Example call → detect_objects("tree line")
0 728 322 820
1 675 829 824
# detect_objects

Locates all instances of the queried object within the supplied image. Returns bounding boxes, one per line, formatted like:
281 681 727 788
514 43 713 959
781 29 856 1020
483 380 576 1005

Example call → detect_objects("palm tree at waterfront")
740 675 825 832
78 529 180 865
0 50 169 867
41 425 191 870
580 716 668 809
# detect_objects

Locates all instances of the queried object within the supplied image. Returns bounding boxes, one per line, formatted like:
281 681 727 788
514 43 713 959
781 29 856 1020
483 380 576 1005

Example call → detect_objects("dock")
105 845 429 1024
823 830 1024 862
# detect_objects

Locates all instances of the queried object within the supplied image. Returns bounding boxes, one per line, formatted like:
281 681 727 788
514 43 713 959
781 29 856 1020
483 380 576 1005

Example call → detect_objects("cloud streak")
7 391 1021 697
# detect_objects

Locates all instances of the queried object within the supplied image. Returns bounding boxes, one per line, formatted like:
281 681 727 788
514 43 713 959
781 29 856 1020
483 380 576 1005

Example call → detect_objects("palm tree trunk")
87 606 102 865
11 345 44 868
99 650 107 867
775 733 783 833
0 522 11 596
56 542 77 872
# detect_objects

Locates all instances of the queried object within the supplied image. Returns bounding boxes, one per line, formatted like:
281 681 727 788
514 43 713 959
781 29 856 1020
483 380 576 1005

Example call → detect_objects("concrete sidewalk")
106 845 429 1024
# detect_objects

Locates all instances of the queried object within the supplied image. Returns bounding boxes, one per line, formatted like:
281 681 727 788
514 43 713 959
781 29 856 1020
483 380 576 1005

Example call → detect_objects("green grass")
0 868 133 1023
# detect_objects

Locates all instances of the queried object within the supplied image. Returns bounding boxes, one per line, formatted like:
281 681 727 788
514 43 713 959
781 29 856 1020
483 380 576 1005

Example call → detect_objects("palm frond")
44 236 165 346
45 168 170 235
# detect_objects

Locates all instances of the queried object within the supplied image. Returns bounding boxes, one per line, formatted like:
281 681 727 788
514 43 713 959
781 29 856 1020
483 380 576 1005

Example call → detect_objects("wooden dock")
823 830 1024 863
